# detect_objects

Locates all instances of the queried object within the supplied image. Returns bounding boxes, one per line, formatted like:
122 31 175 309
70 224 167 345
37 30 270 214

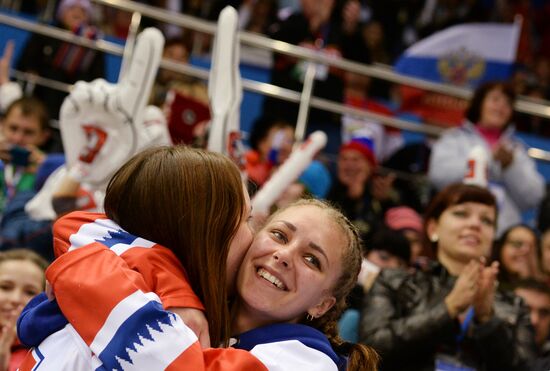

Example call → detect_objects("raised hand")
492 142 514 169
60 28 167 189
0 305 20 370
0 40 14 86
473 260 499 323
445 260 483 318
371 172 397 201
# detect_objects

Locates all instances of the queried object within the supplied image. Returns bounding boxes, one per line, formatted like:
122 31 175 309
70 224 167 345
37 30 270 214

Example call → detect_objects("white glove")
60 28 166 189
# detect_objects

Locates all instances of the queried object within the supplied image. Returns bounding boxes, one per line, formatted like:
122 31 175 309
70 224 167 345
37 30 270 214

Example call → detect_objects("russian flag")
395 22 521 87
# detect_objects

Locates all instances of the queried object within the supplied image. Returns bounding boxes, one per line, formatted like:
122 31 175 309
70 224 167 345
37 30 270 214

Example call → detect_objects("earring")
430 234 439 243
306 313 314 321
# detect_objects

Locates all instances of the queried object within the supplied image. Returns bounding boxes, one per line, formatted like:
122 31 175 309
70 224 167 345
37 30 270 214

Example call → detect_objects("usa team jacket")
17 212 343 370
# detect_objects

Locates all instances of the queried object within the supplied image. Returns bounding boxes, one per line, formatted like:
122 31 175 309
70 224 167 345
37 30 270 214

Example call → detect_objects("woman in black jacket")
359 183 536 371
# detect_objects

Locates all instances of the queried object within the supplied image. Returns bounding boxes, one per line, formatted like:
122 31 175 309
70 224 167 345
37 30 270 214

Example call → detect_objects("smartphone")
9 146 31 167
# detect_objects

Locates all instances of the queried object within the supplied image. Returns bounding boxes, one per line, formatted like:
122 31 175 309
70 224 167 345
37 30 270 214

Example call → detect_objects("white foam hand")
252 131 327 216
60 28 165 189
207 6 243 169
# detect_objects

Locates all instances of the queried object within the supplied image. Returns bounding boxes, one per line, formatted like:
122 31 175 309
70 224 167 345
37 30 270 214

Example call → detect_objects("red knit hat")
340 137 377 167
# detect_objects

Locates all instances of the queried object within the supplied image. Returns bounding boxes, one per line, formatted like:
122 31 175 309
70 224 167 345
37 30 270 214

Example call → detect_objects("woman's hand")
0 40 14 86
371 173 397 201
473 261 499 323
493 142 514 169
170 307 210 348
0 307 21 370
339 168 369 199
445 260 482 318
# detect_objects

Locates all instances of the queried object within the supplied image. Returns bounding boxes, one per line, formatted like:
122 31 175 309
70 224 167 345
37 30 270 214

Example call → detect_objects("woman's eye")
481 216 495 226
271 230 287 243
25 289 39 297
305 255 321 269
452 210 467 218
0 284 12 291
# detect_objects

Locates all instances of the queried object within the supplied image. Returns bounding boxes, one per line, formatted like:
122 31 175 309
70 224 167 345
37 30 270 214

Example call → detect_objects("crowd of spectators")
1 0 550 370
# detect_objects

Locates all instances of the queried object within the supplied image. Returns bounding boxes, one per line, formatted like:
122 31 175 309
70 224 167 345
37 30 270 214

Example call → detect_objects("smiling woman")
230 199 379 370
0 249 47 371
235 202 347 329
359 183 536 371
492 224 543 291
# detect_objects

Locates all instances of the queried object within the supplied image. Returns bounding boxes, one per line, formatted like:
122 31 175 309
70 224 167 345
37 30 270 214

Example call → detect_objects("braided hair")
279 198 379 371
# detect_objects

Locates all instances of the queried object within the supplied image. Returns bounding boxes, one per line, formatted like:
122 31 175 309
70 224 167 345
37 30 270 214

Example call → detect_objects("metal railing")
1 0 549 162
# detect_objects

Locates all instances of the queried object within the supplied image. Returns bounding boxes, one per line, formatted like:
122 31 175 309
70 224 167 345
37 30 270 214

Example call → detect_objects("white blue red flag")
395 22 521 87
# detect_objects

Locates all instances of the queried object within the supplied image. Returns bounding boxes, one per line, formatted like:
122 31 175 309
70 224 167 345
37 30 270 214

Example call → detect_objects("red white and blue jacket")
17 212 344 370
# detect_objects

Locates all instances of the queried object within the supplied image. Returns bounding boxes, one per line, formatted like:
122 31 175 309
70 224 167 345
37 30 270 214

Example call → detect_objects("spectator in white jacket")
428 81 545 235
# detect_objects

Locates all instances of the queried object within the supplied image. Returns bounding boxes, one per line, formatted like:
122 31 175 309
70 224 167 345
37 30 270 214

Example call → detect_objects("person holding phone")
327 137 399 242
0 97 61 261
0 97 52 212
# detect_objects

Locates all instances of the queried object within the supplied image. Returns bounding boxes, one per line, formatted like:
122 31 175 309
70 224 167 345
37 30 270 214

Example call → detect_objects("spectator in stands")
245 116 294 188
17 0 105 119
262 0 370 156
365 227 411 270
0 97 63 261
492 224 544 292
0 97 52 213
359 183 535 371
151 36 210 146
366 0 425 60
100 6 133 39
384 206 427 266
327 137 398 242
359 20 392 99
341 70 403 163
428 81 545 235
237 0 279 35
338 226 410 343
514 279 550 358
0 249 47 371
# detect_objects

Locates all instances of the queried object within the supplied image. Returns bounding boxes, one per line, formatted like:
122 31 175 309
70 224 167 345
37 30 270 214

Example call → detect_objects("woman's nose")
467 215 483 229
273 247 293 268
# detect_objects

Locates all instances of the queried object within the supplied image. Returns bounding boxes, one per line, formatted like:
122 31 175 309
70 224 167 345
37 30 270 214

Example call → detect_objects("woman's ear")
426 218 438 243
308 295 336 319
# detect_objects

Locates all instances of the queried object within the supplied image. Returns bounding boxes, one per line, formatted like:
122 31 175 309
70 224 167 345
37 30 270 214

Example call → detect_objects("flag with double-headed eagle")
395 22 521 87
